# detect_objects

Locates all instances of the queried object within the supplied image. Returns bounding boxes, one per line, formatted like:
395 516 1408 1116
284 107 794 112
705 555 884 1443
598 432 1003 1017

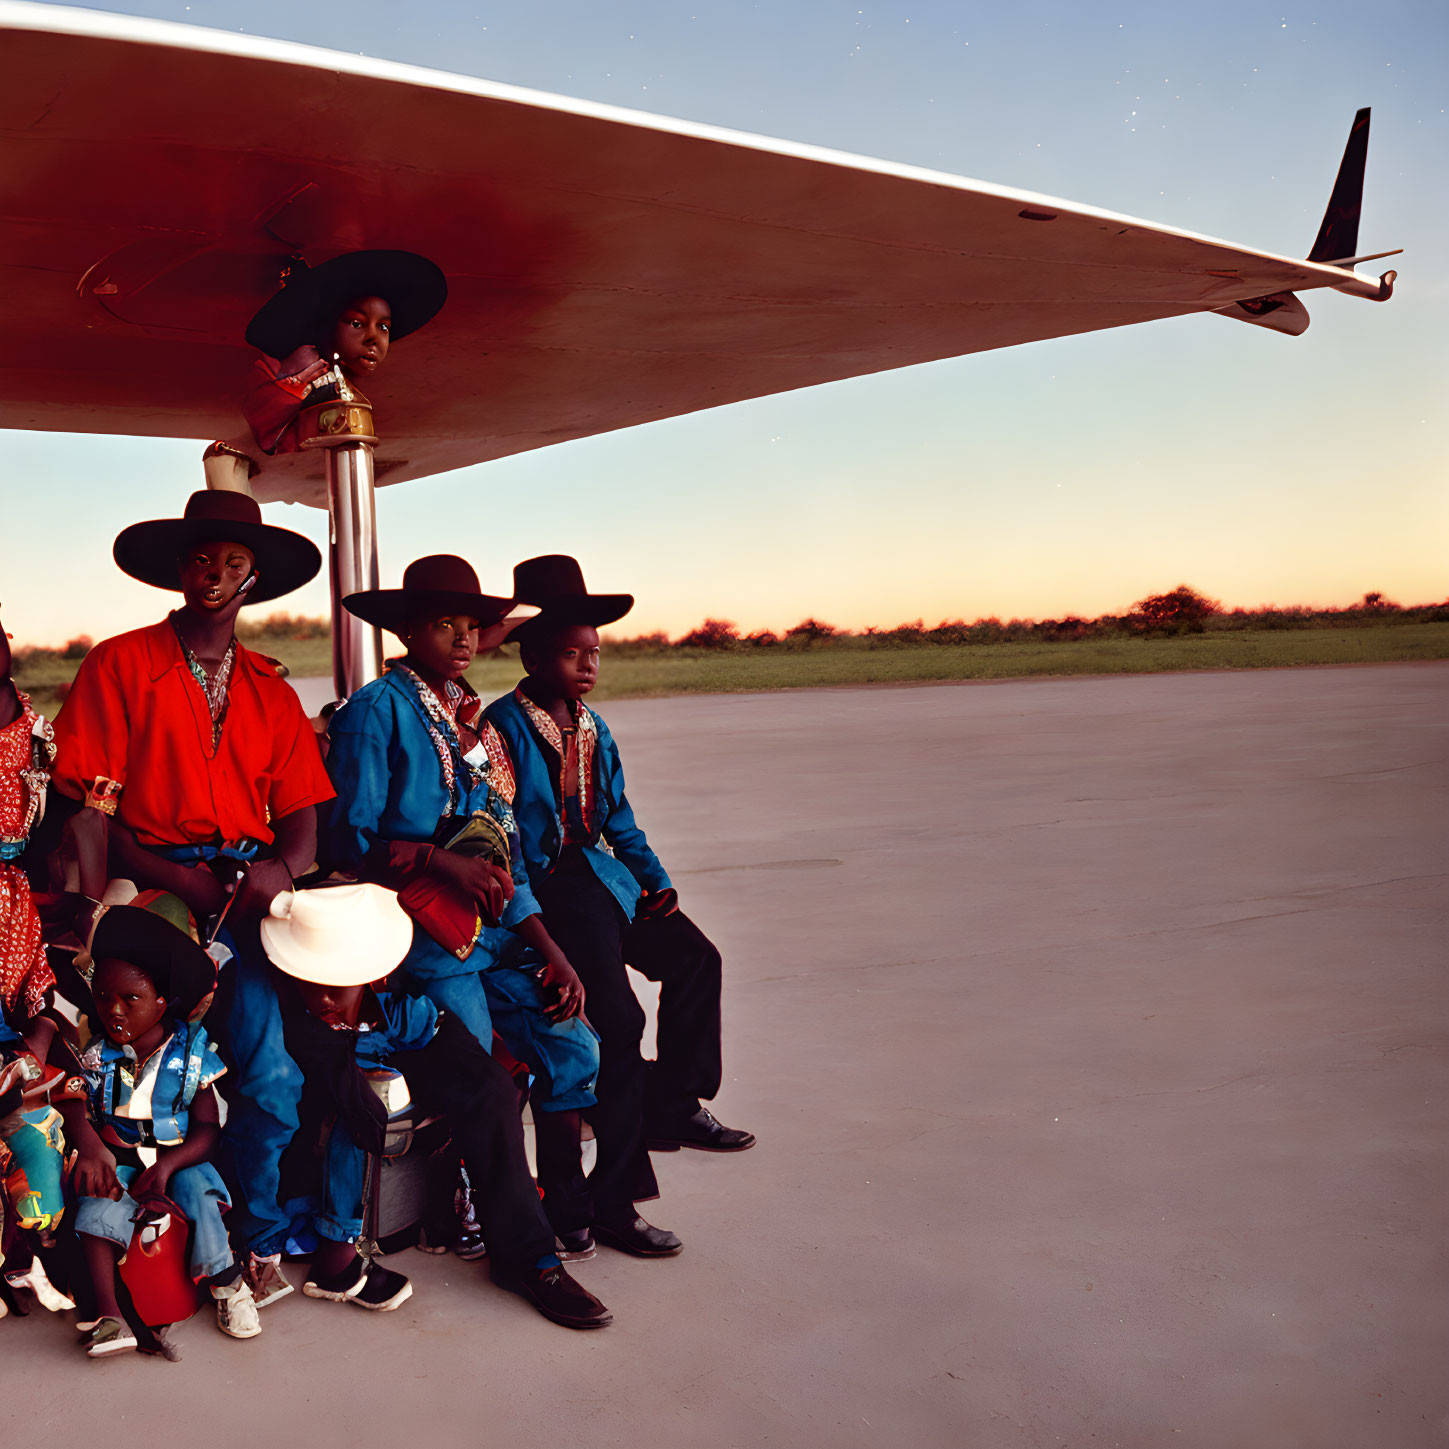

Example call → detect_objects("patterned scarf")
388 661 481 817
514 687 597 839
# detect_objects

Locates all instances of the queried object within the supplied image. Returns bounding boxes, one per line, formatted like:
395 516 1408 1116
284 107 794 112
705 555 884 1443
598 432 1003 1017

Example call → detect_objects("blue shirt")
324 667 541 980
351 990 441 1067
483 690 671 922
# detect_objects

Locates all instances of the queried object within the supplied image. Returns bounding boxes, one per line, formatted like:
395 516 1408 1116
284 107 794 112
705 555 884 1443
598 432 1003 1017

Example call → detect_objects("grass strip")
16 623 1448 717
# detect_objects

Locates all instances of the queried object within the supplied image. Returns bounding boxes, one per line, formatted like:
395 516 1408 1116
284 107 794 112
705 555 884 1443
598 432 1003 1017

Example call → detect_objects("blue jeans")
399 967 600 1112
215 939 365 1254
76 1163 234 1279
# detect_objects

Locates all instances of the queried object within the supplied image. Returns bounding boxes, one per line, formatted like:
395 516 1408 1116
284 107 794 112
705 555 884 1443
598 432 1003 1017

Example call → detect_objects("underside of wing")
0 3 1396 506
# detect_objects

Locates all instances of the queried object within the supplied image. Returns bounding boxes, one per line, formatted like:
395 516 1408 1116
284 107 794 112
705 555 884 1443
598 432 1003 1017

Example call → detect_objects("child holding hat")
258 882 610 1328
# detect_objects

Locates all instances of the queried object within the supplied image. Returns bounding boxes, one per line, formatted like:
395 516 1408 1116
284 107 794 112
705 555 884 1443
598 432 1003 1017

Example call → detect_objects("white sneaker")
5 1260 76 1313
85 1316 138 1357
213 1278 262 1339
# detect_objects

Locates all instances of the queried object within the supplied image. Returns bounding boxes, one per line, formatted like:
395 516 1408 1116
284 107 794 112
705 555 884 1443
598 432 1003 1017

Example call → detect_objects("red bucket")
117 1201 205 1327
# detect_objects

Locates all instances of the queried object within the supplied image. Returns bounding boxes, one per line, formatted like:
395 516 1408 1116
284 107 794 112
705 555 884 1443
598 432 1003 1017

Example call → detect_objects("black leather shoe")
592 1215 683 1257
647 1106 756 1153
492 1263 612 1329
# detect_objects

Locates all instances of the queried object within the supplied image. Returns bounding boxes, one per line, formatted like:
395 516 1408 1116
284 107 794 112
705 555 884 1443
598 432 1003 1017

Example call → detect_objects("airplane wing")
0 3 1398 508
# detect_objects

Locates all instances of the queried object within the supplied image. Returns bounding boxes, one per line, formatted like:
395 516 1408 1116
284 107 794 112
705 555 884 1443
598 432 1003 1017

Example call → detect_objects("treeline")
621 587 1449 652
10 612 330 670
14 591 1447 669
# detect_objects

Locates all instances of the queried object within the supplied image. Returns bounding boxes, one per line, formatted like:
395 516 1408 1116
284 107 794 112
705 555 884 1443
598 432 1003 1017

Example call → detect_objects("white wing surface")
0 3 1397 506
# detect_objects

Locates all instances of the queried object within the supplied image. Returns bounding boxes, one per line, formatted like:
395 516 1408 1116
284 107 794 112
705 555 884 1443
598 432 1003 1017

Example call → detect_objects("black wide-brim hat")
511 554 634 628
344 554 531 648
113 490 322 603
245 250 447 359
90 905 217 1020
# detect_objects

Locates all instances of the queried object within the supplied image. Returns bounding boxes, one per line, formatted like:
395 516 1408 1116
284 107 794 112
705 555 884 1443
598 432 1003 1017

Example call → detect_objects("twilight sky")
2 0 1445 646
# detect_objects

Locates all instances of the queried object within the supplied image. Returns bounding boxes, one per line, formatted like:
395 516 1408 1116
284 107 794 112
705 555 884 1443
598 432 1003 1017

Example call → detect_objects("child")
257 882 611 1329
484 556 754 1261
48 487 334 1312
63 905 260 1356
0 603 59 1088
0 604 74 1274
325 555 605 1248
237 249 447 462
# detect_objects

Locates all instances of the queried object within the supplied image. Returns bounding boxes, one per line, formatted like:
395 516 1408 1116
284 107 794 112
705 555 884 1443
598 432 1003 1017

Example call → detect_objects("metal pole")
326 440 381 699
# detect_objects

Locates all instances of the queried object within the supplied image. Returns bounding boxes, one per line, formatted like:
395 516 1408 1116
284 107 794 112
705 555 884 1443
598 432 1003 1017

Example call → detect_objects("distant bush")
956 617 1011 645
1127 585 1220 637
236 612 330 642
675 618 740 650
61 635 93 660
867 619 926 646
1033 615 1110 642
782 618 839 647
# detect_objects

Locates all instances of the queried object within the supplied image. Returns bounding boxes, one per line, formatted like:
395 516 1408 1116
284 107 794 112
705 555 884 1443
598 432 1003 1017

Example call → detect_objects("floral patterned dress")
0 692 64 1235
0 693 54 1024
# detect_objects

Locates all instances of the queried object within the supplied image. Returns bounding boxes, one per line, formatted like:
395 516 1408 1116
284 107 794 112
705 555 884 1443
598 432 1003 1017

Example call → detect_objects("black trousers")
534 849 724 1224
390 1016 558 1273
259 1001 558 1275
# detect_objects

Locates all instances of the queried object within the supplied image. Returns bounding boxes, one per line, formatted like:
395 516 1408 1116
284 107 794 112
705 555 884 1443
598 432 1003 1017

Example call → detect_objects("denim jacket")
324 669 541 980
483 690 670 921
80 1020 225 1149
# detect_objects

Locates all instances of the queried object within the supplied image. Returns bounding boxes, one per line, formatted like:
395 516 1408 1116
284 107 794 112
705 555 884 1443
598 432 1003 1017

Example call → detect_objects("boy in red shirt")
50 489 333 1306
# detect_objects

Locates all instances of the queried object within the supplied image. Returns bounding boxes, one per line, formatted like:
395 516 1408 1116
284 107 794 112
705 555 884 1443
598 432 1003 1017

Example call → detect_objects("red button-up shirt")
51 620 334 848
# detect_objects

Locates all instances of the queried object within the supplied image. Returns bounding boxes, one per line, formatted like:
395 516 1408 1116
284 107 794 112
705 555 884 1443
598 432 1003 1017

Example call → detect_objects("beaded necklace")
170 617 236 747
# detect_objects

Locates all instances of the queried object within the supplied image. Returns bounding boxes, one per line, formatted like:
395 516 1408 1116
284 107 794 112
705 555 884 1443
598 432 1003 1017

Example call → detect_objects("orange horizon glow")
8 581 1445 655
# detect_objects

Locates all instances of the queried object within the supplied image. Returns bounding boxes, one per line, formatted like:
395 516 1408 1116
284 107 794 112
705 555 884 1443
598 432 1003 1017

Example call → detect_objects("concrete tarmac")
5 665 1445 1449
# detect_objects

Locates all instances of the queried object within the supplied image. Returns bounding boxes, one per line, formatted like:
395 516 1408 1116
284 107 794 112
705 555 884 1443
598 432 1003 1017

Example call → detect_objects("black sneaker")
454 1227 488 1261
647 1106 756 1153
592 1215 683 1258
302 1256 368 1303
352 1263 413 1312
303 1258 413 1311
492 1263 612 1329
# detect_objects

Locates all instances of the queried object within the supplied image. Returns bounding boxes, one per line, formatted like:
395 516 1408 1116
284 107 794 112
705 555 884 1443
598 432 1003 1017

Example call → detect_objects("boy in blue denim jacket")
324 556 604 1252
484 556 754 1262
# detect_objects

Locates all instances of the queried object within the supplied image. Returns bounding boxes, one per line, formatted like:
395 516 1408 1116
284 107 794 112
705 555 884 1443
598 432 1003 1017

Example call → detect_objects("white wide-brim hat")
259 883 414 987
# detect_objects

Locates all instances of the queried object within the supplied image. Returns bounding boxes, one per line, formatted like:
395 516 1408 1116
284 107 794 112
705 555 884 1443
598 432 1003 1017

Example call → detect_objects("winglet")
1308 108 1370 263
